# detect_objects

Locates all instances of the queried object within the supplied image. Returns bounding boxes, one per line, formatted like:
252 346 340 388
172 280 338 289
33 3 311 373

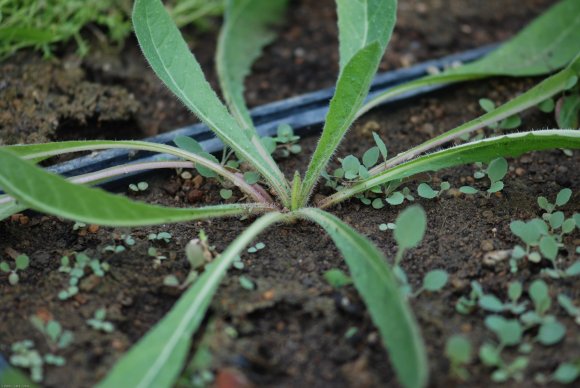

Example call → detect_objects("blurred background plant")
0 0 223 60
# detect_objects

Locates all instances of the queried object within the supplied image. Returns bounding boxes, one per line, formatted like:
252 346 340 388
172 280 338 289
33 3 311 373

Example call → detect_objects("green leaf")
15 255 29 270
394 205 427 251
243 171 260 185
386 191 405 205
417 183 437 199
422 270 448 292
459 186 478 195
556 188 572 206
359 0 580 115
300 42 383 204
216 0 287 130
320 130 580 208
174 136 203 154
487 158 508 184
0 199 27 221
479 295 505 312
335 0 397 71
219 189 233 199
485 315 522 346
539 235 559 260
444 335 472 364
97 212 284 388
342 155 361 175
557 95 580 129
479 98 495 112
298 208 428 388
553 363 580 384
530 279 551 315
372 132 388 161
132 0 289 205
537 320 566 345
0 148 266 227
538 98 555 113
363 147 380 168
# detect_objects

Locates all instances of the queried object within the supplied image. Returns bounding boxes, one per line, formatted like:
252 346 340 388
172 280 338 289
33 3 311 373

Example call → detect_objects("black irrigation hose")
0 45 496 381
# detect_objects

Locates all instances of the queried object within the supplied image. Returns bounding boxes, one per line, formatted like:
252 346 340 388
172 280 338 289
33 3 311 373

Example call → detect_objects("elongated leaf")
299 42 383 205
298 208 427 388
0 148 269 226
98 211 284 388
133 0 290 204
359 0 580 115
4 140 268 202
336 0 397 71
368 55 580 172
217 0 287 129
320 130 580 208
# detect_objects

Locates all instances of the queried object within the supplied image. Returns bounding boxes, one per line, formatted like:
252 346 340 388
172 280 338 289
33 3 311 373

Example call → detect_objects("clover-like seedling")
509 217 562 266
29 316 74 351
479 98 522 130
529 279 551 316
9 340 67 383
485 315 523 347
444 335 472 380
324 268 353 288
129 181 149 192
87 308 115 333
0 254 30 285
417 181 451 199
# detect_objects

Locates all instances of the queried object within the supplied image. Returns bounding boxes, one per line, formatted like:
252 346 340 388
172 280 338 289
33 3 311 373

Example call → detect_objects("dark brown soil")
2 1 578 388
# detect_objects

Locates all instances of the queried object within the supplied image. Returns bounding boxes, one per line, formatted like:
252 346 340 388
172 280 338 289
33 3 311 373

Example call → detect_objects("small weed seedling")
1 0 580 386
9 340 65 383
148 231 173 243
460 157 508 197
87 308 115 333
29 316 74 351
129 181 149 192
58 252 109 300
444 335 472 380
164 230 215 288
417 181 451 199
0 254 30 285
478 98 522 131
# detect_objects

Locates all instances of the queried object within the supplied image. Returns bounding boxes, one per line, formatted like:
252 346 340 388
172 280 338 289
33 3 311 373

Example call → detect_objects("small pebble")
480 239 494 252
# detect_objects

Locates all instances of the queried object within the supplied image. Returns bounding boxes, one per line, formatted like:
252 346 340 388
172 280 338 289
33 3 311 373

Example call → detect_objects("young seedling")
478 98 522 131
444 335 472 380
87 308 115 333
0 254 30 285
460 157 508 197
129 181 149 192
2 1 580 387
165 230 216 289
247 242 265 253
148 231 172 243
29 316 74 351
58 252 109 300
9 340 65 383
412 269 449 297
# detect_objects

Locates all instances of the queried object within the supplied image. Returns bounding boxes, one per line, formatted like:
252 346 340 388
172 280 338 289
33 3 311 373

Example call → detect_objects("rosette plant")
0 0 579 386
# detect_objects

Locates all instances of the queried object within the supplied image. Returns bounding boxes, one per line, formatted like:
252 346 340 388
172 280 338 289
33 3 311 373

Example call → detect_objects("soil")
1 0 578 388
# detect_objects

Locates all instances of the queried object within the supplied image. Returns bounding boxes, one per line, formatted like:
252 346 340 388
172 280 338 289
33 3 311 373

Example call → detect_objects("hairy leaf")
359 0 580 115
217 0 287 129
300 42 383 205
98 212 285 387
133 0 289 204
298 208 428 388
336 0 397 70
0 149 268 226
